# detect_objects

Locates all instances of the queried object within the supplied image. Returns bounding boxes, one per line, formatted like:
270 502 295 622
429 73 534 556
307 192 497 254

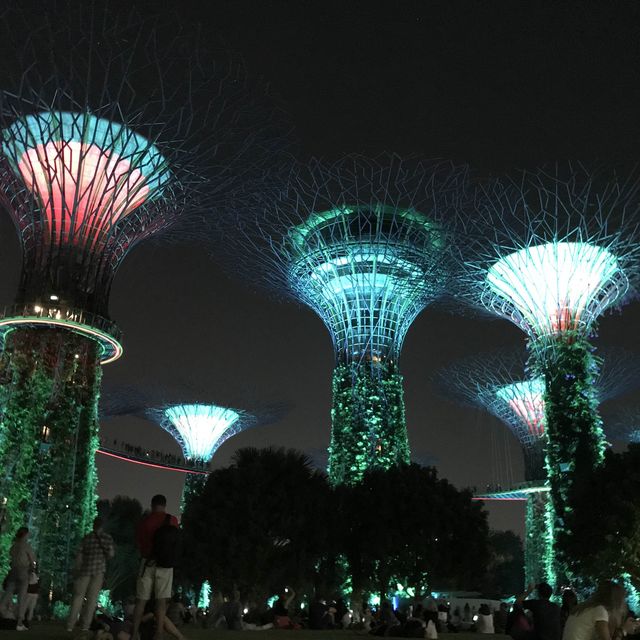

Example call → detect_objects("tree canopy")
181 448 489 603
564 444 640 593
181 447 331 602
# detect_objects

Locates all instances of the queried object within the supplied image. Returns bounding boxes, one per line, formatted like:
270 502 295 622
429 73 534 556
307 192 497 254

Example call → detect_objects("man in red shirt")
131 495 179 640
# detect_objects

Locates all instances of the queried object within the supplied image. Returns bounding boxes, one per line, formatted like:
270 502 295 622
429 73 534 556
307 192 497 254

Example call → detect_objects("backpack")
151 514 180 568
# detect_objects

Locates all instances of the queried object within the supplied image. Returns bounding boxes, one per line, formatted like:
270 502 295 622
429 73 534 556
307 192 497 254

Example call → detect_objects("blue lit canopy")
287 204 446 364
161 404 250 462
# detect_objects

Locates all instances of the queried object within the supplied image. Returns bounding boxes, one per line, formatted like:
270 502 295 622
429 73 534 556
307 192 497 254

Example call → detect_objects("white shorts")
136 560 173 600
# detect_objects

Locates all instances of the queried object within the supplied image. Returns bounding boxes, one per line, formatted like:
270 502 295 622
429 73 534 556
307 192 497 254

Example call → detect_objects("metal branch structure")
438 347 640 586
223 154 463 485
0 3 289 595
452 164 640 584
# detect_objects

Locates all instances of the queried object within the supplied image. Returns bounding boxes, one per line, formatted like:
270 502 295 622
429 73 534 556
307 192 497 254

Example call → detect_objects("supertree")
100 386 287 509
0 4 288 592
452 165 640 582
438 347 640 586
222 154 462 485
142 404 260 508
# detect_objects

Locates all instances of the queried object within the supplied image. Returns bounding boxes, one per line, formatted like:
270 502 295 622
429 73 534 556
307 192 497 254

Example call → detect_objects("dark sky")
4 0 640 536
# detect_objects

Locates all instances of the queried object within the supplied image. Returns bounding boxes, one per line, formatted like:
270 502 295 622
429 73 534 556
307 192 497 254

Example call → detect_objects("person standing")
67 517 115 633
0 527 36 631
131 495 179 640
518 582 562 640
476 603 495 634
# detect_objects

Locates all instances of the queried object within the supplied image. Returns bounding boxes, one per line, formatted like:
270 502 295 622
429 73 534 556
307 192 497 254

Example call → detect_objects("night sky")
2 0 640 536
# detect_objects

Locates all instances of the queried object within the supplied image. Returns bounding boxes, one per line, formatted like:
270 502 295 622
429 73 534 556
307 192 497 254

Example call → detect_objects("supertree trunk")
328 361 409 487
0 328 101 595
525 492 554 587
532 333 605 584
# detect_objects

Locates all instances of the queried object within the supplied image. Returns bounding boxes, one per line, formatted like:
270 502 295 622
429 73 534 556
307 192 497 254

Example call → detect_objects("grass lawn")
0 624 510 639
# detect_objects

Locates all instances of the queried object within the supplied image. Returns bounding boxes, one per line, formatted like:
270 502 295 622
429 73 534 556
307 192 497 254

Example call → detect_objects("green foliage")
52 600 70 620
328 361 410 486
532 333 605 584
182 474 207 514
0 328 102 596
0 341 52 578
98 496 143 602
483 529 525 598
524 493 552 587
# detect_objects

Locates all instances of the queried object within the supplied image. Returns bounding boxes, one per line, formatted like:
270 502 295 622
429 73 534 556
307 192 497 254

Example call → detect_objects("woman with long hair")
0 527 36 631
563 581 628 640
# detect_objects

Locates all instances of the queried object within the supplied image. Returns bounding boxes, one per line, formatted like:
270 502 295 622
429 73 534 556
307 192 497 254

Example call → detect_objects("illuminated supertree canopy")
150 404 255 464
451 165 640 584
0 3 290 594
438 346 640 587
101 385 287 512
222 154 463 485
146 403 259 510
484 242 627 338
455 166 640 342
439 347 640 483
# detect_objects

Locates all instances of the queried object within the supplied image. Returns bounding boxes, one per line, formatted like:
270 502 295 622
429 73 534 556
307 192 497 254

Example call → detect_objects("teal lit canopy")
287 204 447 364
161 404 248 462
483 241 627 338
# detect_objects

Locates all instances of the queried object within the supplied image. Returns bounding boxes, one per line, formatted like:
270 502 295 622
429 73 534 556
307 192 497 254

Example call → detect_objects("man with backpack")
67 517 115 633
131 495 179 640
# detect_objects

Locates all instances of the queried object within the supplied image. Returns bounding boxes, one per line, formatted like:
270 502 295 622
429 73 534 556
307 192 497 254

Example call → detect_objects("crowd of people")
176 581 640 640
99 438 209 471
0 503 638 640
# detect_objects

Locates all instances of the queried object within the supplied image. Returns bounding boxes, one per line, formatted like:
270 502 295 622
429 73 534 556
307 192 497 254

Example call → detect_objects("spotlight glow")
2 111 168 248
485 242 625 337
162 404 242 461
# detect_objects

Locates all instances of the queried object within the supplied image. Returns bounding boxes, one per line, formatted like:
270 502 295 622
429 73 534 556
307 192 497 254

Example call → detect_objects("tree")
340 463 489 600
97 496 143 603
565 444 640 592
181 447 331 603
482 530 525 598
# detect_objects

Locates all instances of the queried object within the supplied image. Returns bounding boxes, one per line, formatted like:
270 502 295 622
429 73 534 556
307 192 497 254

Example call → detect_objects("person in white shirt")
476 604 495 634
563 581 629 640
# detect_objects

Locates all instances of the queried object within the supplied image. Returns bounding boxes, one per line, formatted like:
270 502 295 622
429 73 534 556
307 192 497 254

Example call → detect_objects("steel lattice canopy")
484 241 626 337
287 204 446 363
2 111 168 249
158 404 256 462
